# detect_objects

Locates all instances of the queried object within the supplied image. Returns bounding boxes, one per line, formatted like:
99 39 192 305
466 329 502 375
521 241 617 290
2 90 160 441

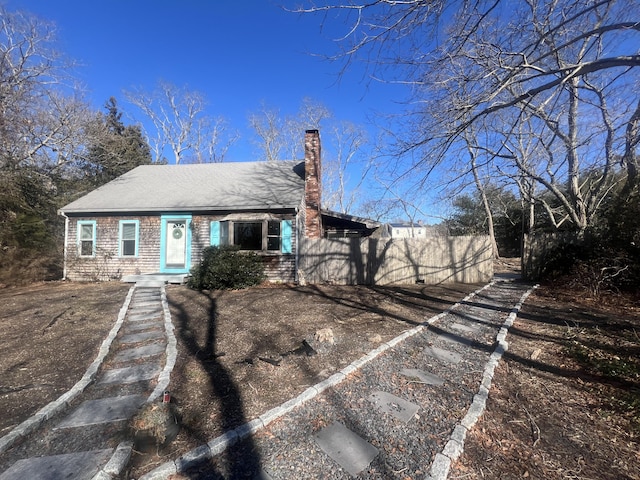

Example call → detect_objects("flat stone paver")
131 300 161 309
313 421 379 477
134 296 161 303
437 332 474 346
466 299 504 310
450 322 480 333
128 307 162 316
0 449 113 480
256 469 275 480
425 345 462 364
120 330 164 344
128 312 163 322
135 291 161 298
98 363 161 385
113 343 165 362
55 395 145 429
400 368 445 386
367 390 419 423
125 319 162 332
453 311 488 324
134 280 166 287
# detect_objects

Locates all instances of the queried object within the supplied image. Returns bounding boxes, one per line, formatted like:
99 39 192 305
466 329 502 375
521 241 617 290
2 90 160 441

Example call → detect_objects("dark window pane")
234 222 262 250
220 221 229 245
267 221 280 236
122 239 136 256
80 224 93 240
81 240 93 256
267 236 280 251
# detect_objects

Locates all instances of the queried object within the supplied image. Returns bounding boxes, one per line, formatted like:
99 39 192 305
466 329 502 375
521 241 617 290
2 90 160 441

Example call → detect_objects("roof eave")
59 204 300 216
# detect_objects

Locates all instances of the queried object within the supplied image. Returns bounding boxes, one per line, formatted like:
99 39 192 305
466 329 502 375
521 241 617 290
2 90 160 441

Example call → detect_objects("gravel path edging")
426 283 538 480
92 284 179 480
146 285 178 403
139 281 497 480
0 285 136 455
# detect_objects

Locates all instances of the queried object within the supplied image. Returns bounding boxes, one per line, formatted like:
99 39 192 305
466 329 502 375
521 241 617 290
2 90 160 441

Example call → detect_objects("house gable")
61 160 305 215
59 130 379 283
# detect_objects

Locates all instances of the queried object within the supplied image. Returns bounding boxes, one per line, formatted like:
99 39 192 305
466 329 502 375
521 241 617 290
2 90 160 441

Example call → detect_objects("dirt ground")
1 266 639 479
450 283 640 479
0 281 131 436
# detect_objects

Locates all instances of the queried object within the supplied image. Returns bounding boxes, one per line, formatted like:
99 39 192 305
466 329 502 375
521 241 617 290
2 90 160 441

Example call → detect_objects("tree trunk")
472 157 499 259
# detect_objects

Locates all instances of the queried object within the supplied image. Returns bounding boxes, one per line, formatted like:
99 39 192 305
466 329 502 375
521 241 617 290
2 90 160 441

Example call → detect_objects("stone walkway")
0 284 176 480
0 277 534 480
140 277 535 480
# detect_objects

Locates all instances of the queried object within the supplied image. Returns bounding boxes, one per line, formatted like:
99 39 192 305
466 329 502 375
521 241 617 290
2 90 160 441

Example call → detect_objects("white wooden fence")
298 236 493 285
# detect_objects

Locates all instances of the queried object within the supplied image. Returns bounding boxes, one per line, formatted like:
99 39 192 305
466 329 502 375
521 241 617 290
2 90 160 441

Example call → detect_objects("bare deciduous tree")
464 135 500 258
299 0 640 232
248 99 373 214
249 98 331 161
248 102 287 162
0 6 88 172
125 81 236 164
323 121 369 213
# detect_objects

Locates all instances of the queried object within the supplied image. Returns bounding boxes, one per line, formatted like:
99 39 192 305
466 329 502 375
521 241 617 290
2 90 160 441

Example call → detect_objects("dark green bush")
534 183 640 295
539 238 639 296
188 245 265 290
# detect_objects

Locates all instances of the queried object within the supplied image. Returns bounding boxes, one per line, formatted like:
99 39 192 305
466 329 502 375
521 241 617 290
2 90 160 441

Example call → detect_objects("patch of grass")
611 389 640 432
567 341 639 379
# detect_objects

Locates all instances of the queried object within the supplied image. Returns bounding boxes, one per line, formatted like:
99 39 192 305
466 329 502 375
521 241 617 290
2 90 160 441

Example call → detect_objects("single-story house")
59 130 379 283
381 222 445 238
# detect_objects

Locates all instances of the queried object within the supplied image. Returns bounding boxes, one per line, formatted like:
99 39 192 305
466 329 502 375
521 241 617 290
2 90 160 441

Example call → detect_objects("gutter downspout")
59 211 69 280
294 207 299 284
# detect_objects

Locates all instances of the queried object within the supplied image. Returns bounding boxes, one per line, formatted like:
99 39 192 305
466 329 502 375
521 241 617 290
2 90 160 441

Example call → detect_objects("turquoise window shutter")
281 220 292 253
210 221 220 246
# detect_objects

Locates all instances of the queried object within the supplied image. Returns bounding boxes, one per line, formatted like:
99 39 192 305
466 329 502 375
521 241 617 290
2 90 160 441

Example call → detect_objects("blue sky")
7 0 405 159
6 0 443 222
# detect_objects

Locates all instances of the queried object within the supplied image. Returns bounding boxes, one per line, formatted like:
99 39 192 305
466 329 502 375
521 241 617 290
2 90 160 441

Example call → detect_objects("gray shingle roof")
61 161 305 214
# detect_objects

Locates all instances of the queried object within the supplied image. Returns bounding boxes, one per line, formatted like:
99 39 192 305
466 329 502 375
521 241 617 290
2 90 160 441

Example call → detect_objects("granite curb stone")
146 286 178 402
90 441 133 480
438 283 538 480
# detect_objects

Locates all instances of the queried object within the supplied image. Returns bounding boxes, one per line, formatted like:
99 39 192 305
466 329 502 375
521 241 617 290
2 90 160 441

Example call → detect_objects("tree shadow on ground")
171 296 262 479
291 283 481 329
499 286 640 401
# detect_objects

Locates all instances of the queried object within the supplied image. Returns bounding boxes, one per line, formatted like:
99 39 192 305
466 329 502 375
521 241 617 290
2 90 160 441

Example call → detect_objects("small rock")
368 333 382 343
298 269 307 286
315 327 335 345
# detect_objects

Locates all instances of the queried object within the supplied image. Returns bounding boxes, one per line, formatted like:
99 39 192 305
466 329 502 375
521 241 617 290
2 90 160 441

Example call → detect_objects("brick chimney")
304 129 322 238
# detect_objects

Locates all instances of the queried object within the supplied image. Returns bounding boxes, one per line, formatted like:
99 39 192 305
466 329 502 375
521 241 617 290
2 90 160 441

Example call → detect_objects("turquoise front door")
160 215 192 273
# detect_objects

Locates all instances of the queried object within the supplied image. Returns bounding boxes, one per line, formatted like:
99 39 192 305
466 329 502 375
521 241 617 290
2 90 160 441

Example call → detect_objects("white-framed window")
211 220 292 253
119 220 139 257
77 220 97 257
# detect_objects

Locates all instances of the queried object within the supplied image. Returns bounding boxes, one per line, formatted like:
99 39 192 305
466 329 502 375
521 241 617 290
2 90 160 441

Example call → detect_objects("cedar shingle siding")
64 214 298 282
